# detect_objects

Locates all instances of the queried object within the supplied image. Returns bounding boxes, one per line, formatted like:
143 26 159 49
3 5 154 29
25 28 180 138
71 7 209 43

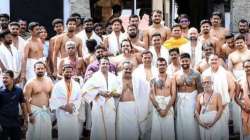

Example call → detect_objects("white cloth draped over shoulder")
149 46 169 66
176 91 200 140
107 31 126 55
151 96 175 140
82 71 119 140
76 30 102 58
179 40 203 66
50 79 82 140
26 105 52 140
0 44 21 78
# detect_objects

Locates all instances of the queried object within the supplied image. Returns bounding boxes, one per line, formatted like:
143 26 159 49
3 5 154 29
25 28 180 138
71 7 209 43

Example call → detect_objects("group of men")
1 8 250 140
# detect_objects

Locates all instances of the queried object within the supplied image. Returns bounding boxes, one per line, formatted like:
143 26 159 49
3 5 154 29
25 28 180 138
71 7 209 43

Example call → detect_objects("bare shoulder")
164 26 171 32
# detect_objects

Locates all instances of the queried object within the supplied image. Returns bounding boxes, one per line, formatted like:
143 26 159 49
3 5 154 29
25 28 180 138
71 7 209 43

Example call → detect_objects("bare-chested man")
24 61 53 140
21 22 45 81
111 39 139 71
221 33 236 61
150 57 176 140
195 75 223 140
235 59 250 139
58 40 86 83
129 14 143 41
238 19 250 49
48 18 64 74
70 13 83 33
127 24 145 52
143 10 171 49
228 34 250 81
173 53 203 140
199 20 221 57
53 17 83 77
210 12 229 48
178 14 190 38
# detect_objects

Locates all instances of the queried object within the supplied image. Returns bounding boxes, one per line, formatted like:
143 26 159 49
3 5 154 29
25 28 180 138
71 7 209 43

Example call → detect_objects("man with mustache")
127 24 145 52
21 22 46 81
143 10 171 49
238 19 250 49
53 17 83 79
76 18 102 58
202 54 236 140
0 13 9 33
173 53 203 140
167 48 181 78
199 20 221 57
18 19 31 40
178 14 190 38
210 12 229 50
221 33 236 61
150 57 176 140
24 61 54 140
111 39 139 71
129 15 144 41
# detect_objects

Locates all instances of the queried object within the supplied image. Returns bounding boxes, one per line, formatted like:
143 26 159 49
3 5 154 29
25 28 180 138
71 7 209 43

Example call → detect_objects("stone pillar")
70 0 91 17
231 0 250 32
152 0 163 11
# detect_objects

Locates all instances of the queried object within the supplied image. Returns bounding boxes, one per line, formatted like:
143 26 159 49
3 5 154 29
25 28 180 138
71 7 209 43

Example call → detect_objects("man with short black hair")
0 70 27 140
0 13 9 32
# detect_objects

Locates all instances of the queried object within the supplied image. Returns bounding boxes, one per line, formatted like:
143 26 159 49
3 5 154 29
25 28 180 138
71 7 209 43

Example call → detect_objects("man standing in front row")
173 53 203 140
24 61 53 140
0 70 27 140
83 57 119 140
150 57 176 140
50 64 82 140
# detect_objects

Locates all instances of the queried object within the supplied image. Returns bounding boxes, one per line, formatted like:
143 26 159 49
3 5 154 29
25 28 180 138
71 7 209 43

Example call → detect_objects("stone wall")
231 0 250 32
70 0 90 17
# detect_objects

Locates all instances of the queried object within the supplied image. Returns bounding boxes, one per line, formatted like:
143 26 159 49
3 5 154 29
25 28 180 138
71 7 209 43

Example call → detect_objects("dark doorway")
10 0 63 38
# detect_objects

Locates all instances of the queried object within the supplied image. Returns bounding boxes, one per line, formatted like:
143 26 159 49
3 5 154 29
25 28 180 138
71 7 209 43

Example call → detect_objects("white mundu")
50 79 82 140
151 95 175 140
83 71 119 140
26 105 52 140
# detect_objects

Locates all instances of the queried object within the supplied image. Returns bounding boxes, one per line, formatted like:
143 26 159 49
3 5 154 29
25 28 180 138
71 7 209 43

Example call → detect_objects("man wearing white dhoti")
50 64 82 140
132 50 157 140
173 53 203 140
24 61 53 140
82 57 119 140
202 54 236 140
195 76 223 140
116 61 140 140
0 30 21 81
150 57 175 140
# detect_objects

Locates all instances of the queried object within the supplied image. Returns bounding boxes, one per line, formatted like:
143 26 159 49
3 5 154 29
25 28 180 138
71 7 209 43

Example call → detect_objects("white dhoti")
218 105 230 140
26 105 52 140
176 91 200 140
26 57 46 80
199 111 222 140
244 134 250 140
91 99 116 140
56 109 79 140
151 96 175 140
117 101 139 140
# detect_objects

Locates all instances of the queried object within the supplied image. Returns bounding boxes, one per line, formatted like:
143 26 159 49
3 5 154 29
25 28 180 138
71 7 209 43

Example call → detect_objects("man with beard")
94 23 104 40
210 12 229 49
0 30 21 84
53 17 83 78
235 59 250 139
199 20 221 57
127 24 145 51
238 19 250 48
111 39 139 71
167 48 181 78
104 18 126 56
0 70 27 140
0 14 9 32
8 22 26 62
70 13 83 33
178 14 190 38
180 27 203 67
77 18 102 58
149 33 169 66
143 10 171 49
173 53 202 140
195 75 223 140
129 15 143 41
18 19 31 40
48 18 64 75
50 64 82 140
84 45 117 80
150 57 176 140
24 61 53 140
221 33 236 61
202 54 236 140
